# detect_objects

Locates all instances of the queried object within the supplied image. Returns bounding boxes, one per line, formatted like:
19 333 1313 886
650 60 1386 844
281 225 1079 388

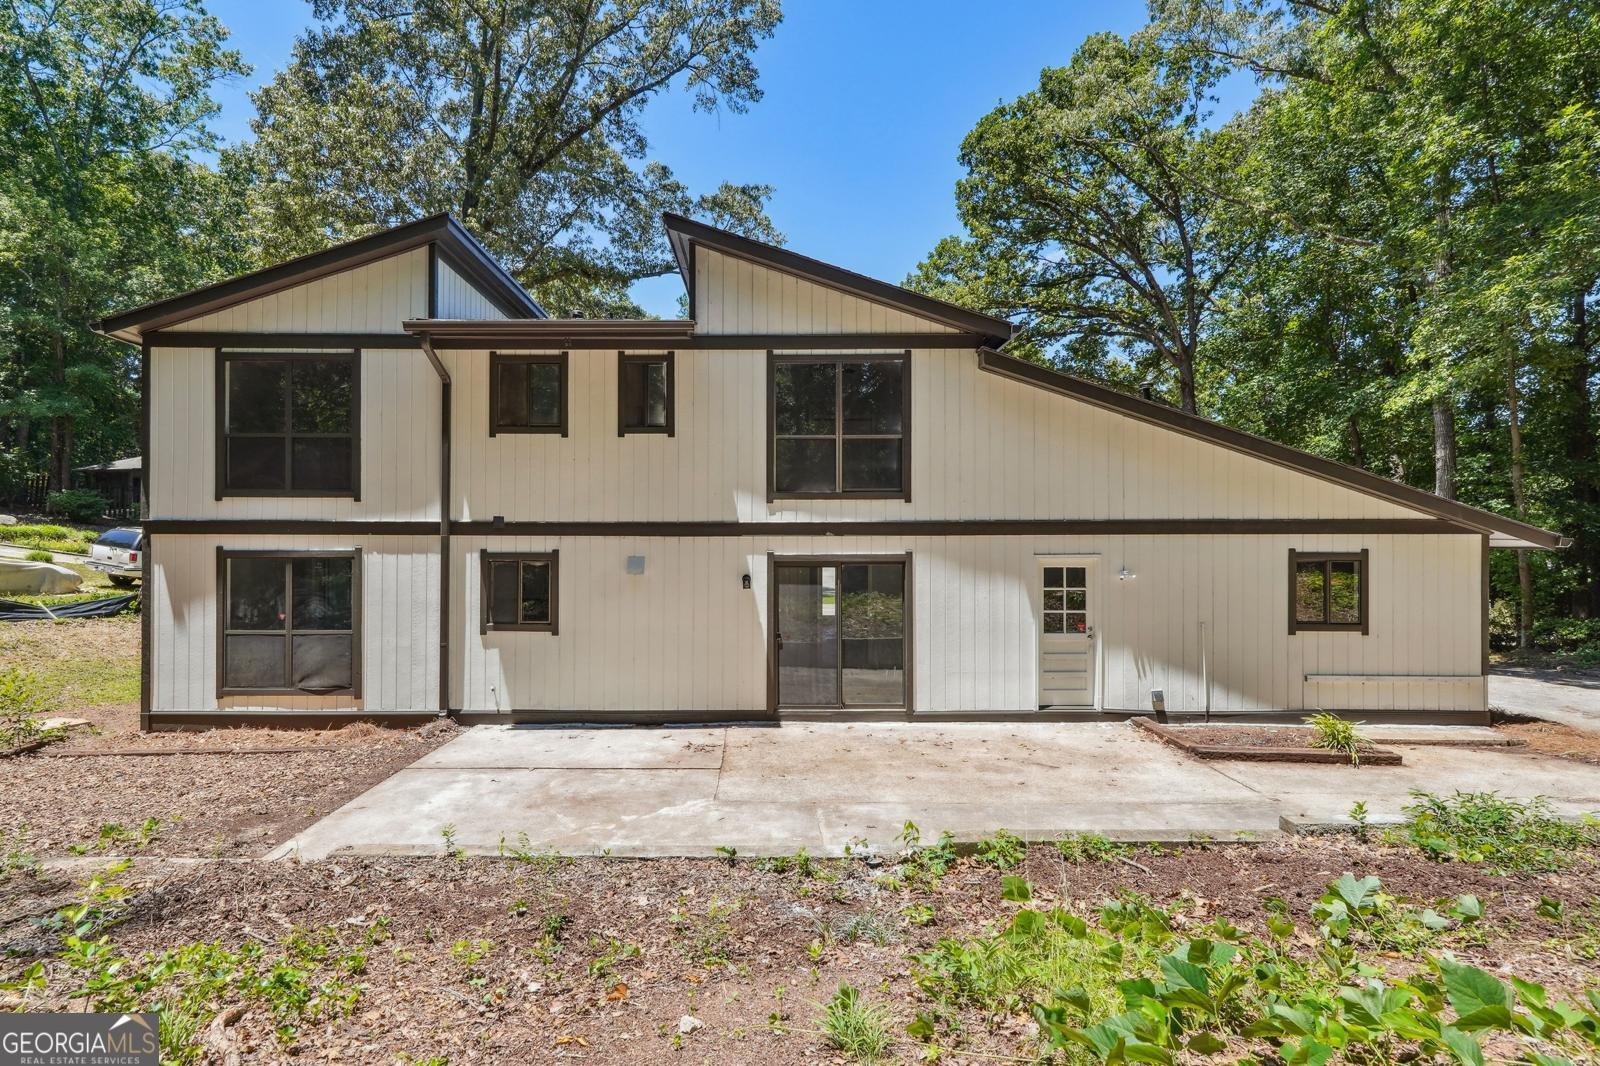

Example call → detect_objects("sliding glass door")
774 559 907 709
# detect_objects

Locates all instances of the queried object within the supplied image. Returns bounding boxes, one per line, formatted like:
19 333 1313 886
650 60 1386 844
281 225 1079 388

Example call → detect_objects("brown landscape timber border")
1132 717 1404 765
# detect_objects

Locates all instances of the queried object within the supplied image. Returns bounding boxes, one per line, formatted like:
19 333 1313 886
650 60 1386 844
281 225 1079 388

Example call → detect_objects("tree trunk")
48 330 72 491
1346 414 1366 467
1432 394 1458 500
1177 349 1197 415
1507 357 1533 649
1564 286 1600 617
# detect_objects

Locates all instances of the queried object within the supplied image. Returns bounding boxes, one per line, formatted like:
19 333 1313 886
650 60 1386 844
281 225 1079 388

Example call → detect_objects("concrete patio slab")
1213 744 1600 823
271 715 1600 862
411 725 726 770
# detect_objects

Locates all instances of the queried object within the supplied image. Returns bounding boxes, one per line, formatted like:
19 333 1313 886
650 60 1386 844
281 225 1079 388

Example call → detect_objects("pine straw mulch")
2 700 462 859
3 837 1598 1064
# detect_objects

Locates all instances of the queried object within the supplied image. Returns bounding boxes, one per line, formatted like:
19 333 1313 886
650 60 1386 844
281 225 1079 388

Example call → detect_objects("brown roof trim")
977 347 1566 550
402 320 986 350
97 214 543 341
661 212 1015 342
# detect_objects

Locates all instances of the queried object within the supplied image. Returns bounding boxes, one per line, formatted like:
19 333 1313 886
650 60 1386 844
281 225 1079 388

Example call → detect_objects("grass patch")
0 523 96 554
0 615 139 710
1305 711 1366 766
1395 790 1597 873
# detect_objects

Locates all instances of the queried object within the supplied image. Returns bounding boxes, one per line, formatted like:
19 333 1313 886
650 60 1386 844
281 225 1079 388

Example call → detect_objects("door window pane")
774 363 836 434
1065 567 1086 588
841 361 903 434
1043 567 1063 589
774 438 837 493
776 565 841 706
839 563 904 706
1043 612 1065 634
1064 613 1088 633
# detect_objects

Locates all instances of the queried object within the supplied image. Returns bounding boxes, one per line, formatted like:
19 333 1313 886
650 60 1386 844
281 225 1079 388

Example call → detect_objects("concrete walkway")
1491 667 1600 731
269 721 1600 860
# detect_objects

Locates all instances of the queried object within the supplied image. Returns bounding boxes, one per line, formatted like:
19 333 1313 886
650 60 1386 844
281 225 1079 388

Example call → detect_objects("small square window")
491 353 567 436
618 353 674 435
1289 550 1368 634
481 551 559 633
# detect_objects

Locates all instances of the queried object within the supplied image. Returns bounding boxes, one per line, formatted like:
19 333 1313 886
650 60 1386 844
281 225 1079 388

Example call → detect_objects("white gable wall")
436 256 511 319
694 248 959 334
164 246 429 333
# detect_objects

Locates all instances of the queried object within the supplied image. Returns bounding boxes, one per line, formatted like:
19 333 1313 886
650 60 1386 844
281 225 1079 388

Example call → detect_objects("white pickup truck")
86 526 143 585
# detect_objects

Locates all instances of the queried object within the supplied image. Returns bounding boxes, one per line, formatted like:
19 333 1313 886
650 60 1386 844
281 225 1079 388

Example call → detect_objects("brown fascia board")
978 347 1567 550
661 212 1016 343
404 318 695 348
96 213 543 342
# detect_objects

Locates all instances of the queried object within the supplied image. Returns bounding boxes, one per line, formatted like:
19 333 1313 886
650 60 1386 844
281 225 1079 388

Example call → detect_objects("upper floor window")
769 354 909 500
492 352 567 436
218 352 358 498
618 352 674 436
1289 549 1368 634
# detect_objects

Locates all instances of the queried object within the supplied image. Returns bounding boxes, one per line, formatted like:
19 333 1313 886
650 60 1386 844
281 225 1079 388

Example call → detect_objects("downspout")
139 338 152 733
419 329 453 718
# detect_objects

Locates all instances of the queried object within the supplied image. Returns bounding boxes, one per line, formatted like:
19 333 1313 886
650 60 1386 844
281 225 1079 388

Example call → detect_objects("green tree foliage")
0 0 250 489
909 28 1254 413
917 0 1600 637
233 0 785 316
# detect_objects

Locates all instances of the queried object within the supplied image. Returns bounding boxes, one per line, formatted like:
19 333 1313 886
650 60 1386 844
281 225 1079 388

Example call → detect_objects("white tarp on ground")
0 559 81 594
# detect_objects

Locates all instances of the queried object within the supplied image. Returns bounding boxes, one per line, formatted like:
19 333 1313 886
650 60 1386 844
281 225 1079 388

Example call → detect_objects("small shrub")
975 828 1027 870
0 523 96 554
1397 790 1595 872
1054 833 1138 863
24 549 53 562
45 489 106 523
0 667 55 749
1305 712 1365 765
818 983 894 1061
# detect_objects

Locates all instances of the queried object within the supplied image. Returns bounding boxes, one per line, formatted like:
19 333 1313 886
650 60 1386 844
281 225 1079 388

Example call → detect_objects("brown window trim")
766 351 911 502
617 350 675 437
1288 548 1369 634
479 549 559 634
489 351 569 437
214 350 362 500
215 547 363 698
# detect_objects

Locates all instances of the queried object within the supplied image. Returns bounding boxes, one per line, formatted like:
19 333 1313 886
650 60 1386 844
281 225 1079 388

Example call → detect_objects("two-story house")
96 212 1562 730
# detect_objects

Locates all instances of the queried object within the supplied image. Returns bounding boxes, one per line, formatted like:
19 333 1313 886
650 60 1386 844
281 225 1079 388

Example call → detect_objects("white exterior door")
1039 560 1095 708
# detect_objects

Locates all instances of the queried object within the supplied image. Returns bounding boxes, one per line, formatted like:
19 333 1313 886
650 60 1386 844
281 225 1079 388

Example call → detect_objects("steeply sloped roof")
662 213 1015 343
96 213 544 342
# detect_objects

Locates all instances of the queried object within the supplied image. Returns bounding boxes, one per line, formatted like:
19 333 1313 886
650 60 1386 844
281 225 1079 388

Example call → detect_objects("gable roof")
978 348 1565 550
96 213 544 342
662 212 1015 343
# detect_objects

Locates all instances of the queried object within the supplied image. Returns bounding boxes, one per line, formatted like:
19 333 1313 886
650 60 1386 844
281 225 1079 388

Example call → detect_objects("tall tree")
236 0 784 316
0 0 248 489
908 28 1251 413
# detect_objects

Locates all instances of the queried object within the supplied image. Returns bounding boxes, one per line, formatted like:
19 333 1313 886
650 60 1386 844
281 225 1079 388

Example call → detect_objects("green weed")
975 828 1027 870
1305 711 1365 765
817 983 894 1062
1054 833 1141 864
1396 790 1596 872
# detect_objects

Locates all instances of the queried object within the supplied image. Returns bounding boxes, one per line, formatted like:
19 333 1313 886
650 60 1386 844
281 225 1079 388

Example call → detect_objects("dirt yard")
1 617 459 858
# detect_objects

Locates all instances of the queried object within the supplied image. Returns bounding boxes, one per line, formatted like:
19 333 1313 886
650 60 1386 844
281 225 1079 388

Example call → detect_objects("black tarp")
0 595 138 622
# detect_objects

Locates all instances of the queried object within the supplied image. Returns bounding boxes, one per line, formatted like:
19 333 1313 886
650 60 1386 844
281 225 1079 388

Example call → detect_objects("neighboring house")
96 212 1562 730
74 456 142 517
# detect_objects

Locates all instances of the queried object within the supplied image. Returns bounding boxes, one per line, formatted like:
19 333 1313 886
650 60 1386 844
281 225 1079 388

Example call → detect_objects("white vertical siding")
148 535 440 714
148 347 440 521
435 257 510 319
693 249 958 335
163 247 428 333
444 343 1429 524
450 533 1484 716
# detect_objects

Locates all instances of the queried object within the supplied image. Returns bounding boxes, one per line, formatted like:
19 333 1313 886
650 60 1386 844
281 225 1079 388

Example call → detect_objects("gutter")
418 327 455 720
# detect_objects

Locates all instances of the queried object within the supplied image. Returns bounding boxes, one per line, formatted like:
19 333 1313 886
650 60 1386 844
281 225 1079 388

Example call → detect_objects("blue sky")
204 1 1252 318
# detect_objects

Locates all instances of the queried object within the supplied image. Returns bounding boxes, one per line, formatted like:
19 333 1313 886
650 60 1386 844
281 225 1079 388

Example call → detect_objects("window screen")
1290 550 1368 633
772 356 907 497
619 353 673 434
492 354 567 434
221 552 358 694
221 354 356 496
481 552 558 633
